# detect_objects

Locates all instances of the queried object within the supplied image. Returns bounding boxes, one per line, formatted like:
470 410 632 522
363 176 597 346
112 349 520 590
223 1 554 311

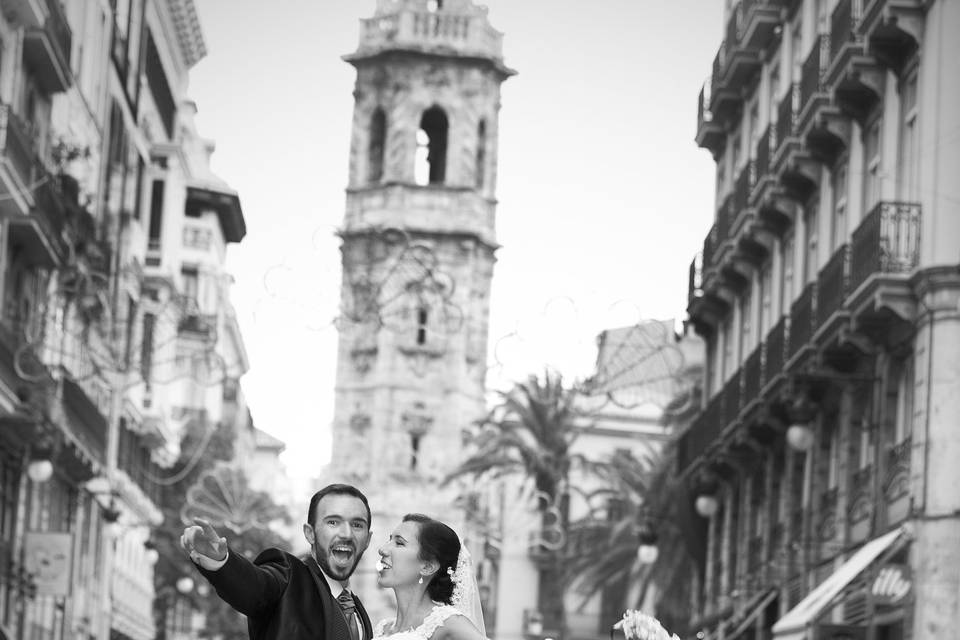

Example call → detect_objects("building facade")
0 1 252 638
327 0 515 621
682 0 960 639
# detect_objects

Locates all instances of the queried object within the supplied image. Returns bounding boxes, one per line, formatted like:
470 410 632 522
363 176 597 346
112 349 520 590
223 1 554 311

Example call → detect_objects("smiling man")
181 484 374 640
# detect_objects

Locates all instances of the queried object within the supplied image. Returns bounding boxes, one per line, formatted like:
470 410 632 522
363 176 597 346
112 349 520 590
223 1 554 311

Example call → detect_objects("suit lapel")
306 558 351 640
353 593 373 639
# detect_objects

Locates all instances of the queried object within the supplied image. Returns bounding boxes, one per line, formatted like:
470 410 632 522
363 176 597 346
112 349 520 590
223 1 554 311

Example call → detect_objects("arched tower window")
475 119 487 189
368 108 386 184
415 106 448 186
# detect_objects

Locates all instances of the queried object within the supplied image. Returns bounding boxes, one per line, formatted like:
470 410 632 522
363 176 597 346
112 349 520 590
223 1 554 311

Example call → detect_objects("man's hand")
181 518 228 570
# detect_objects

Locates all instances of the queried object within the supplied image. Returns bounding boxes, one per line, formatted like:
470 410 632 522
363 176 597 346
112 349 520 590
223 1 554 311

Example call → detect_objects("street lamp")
26 459 54 483
694 494 719 518
786 423 815 451
176 576 195 594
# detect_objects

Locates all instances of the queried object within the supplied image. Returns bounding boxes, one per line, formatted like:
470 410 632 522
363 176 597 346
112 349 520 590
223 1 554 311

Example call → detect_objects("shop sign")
871 563 912 606
24 531 73 597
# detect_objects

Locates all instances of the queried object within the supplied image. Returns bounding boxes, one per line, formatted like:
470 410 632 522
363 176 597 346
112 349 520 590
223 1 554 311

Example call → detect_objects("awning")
727 587 778 639
772 526 908 639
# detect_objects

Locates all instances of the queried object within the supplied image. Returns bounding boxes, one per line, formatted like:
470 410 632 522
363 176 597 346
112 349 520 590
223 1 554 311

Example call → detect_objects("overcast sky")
188 0 723 481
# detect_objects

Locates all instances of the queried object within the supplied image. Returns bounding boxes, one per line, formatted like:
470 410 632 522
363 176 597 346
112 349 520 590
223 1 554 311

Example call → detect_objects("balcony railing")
755 126 772 183
774 84 799 160
788 283 816 360
798 35 830 132
0 104 37 192
677 392 724 474
722 369 742 426
22 0 72 93
816 244 849 330
742 344 763 402
696 79 726 155
765 315 787 383
356 8 504 60
849 201 921 294
829 0 863 70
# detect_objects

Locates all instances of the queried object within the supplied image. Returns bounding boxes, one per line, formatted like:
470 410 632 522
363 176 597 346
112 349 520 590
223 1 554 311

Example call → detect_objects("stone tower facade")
329 0 514 616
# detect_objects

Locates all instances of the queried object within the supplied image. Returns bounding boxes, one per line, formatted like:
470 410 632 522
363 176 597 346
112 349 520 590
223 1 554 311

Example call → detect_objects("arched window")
475 119 487 189
368 108 386 184
415 106 448 186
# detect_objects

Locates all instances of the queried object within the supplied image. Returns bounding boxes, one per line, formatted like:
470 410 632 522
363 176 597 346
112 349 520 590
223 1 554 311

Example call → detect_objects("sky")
187 0 723 482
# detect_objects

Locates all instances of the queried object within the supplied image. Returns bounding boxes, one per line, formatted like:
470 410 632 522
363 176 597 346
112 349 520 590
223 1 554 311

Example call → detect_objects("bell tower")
328 0 514 615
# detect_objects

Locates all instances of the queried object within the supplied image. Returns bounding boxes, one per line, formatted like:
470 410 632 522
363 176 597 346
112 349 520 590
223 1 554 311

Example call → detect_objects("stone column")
910 267 960 638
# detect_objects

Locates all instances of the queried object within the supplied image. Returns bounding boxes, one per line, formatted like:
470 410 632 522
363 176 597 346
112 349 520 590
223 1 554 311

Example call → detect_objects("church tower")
329 0 514 615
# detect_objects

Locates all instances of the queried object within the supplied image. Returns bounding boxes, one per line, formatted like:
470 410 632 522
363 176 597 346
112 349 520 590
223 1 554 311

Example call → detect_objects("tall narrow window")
780 232 795 315
758 263 772 338
803 204 819 284
368 108 386 184
416 306 428 345
830 163 847 251
140 312 155 385
410 433 421 470
864 118 882 211
415 106 448 186
181 267 199 308
475 119 487 189
898 72 919 201
738 288 753 364
147 179 165 250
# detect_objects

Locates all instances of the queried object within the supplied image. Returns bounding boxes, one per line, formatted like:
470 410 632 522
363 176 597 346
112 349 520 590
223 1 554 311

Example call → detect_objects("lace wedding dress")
373 604 463 640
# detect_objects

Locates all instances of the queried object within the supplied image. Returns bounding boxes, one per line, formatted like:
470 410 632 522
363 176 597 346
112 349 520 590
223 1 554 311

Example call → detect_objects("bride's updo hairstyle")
403 513 460 604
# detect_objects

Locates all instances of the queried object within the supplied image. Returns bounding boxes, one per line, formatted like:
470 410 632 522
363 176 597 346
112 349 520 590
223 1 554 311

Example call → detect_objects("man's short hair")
307 483 372 528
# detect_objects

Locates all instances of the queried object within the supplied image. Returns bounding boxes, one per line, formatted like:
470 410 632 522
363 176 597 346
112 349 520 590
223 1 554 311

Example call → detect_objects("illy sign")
871 564 912 605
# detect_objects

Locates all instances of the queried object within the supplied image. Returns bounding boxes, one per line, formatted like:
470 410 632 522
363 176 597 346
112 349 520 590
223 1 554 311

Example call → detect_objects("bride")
374 514 487 640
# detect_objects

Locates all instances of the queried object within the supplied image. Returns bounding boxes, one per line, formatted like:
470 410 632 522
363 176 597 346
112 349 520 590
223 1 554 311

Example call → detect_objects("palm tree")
565 383 706 637
446 369 586 639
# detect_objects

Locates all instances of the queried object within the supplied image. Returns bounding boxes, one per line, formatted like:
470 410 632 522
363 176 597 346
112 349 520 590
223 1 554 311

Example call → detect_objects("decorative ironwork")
849 201 921 293
787 283 816 360
743 345 763 402
180 462 277 534
848 464 873 522
722 369 742 426
817 487 839 541
816 244 849 329
677 392 723 475
884 437 911 499
774 83 798 160
765 316 787 382
581 319 687 410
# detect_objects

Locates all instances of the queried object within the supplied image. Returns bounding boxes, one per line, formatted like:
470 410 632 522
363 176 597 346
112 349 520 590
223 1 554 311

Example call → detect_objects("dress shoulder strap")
420 605 462 640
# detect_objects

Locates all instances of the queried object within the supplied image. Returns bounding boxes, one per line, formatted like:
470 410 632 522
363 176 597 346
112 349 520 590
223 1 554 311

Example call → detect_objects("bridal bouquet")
613 610 680 640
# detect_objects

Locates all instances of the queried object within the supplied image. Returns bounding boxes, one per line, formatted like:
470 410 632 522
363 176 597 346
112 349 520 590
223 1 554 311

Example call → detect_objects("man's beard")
315 542 361 581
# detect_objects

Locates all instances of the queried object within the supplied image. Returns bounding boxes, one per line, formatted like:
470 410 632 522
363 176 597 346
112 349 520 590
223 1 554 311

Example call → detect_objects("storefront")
771 526 912 640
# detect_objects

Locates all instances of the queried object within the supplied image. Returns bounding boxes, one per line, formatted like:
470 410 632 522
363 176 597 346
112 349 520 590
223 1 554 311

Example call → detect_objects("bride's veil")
450 543 486 638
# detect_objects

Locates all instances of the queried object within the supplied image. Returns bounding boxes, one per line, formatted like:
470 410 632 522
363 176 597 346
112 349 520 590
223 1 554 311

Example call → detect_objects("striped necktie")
337 589 361 640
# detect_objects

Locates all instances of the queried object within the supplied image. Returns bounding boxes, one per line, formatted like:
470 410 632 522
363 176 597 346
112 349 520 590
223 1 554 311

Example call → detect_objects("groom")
181 483 374 640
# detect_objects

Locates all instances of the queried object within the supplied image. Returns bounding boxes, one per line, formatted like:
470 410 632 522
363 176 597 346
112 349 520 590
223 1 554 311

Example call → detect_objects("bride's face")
376 521 431 589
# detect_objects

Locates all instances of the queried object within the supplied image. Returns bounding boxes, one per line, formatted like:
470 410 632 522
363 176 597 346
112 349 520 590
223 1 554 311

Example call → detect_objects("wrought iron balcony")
722 368 742 427
688 252 704 308
677 391 723 475
22 0 72 93
0 105 37 217
730 162 754 240
696 80 726 157
772 84 799 174
859 0 923 75
765 315 787 386
849 201 921 295
787 282 816 362
826 0 883 124
709 44 741 124
740 0 783 52
742 343 763 404
798 35 830 133
815 244 849 332
720 4 765 90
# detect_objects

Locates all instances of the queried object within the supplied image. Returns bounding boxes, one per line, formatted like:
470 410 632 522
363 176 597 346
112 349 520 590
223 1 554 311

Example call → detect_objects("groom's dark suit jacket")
197 547 373 640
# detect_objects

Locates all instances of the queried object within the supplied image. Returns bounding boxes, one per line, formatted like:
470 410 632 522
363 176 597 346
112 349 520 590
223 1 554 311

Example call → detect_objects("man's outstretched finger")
194 518 219 540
